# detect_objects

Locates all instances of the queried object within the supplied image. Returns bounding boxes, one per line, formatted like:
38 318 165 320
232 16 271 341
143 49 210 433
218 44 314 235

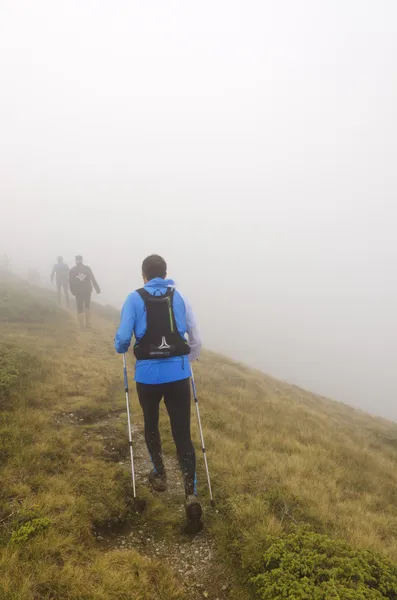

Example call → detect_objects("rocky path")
92 412 236 600
55 322 248 600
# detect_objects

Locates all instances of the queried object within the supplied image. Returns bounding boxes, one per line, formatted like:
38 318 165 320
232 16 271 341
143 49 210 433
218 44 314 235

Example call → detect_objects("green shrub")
251 528 397 600
11 517 51 543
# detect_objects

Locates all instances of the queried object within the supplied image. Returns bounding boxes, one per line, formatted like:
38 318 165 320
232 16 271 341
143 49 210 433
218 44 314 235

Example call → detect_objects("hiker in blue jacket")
114 255 203 525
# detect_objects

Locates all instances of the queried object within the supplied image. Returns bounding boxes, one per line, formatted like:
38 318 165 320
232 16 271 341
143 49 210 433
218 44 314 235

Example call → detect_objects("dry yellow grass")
0 279 185 599
2 276 397 598
196 354 397 572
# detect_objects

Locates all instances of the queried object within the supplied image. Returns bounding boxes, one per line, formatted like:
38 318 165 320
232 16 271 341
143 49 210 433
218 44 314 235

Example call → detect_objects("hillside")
2 277 397 599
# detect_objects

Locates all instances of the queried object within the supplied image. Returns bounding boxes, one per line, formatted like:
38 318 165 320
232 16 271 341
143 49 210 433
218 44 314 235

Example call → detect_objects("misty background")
1 1 396 419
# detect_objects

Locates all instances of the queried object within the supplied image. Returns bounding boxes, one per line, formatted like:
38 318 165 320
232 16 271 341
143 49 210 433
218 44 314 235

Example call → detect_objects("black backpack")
133 288 191 360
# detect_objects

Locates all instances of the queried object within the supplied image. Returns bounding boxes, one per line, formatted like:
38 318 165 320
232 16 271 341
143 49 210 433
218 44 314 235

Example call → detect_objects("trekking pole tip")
210 499 216 508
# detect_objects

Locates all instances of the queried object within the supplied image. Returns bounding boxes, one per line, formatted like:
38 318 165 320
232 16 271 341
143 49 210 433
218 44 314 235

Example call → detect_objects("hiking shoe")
185 494 203 523
148 469 167 492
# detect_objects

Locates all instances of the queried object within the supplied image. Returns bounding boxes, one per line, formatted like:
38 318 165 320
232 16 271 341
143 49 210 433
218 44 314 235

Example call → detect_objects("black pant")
136 378 196 496
57 281 69 307
75 290 91 313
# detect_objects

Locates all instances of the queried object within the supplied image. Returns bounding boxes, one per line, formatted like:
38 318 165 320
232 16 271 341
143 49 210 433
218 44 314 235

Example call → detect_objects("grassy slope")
2 277 397 598
0 278 184 600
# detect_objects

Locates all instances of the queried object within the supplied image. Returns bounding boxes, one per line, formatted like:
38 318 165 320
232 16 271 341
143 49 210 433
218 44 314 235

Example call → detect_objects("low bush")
251 528 397 599
11 518 51 544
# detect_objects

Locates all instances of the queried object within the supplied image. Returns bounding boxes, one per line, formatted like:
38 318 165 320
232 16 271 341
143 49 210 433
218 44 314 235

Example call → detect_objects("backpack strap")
136 287 173 301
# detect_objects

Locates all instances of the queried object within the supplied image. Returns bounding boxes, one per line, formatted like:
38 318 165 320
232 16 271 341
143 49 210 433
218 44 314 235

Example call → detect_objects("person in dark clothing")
51 256 70 308
69 255 100 328
114 254 203 526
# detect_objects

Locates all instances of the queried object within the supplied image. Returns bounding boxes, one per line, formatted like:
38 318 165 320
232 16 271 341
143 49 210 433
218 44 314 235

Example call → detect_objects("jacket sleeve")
114 294 136 354
184 296 202 362
89 268 101 293
50 265 56 283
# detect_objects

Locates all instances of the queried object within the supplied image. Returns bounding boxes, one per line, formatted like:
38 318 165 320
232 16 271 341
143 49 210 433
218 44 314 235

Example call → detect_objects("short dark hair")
142 255 167 280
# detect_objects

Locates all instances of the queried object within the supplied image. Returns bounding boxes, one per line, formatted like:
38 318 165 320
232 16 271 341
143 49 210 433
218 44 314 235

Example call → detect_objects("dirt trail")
62 325 240 600
98 417 232 600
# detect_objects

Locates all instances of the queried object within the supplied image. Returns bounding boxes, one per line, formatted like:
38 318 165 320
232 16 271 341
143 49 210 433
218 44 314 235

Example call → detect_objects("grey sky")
1 1 397 418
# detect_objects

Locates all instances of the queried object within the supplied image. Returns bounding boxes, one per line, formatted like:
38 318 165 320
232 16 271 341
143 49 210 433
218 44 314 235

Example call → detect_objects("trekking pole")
122 354 145 511
191 369 215 507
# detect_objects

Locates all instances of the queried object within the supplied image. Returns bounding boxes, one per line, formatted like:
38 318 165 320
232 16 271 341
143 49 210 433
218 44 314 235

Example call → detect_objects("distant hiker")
69 255 100 328
51 256 70 308
114 254 203 525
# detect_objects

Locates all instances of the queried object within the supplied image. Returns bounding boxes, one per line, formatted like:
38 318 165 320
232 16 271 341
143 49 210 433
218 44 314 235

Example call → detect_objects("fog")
1 0 397 419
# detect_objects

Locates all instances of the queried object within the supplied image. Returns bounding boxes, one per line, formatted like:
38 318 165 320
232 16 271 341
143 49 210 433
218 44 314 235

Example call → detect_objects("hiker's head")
75 255 83 265
57 256 63 264
142 255 167 283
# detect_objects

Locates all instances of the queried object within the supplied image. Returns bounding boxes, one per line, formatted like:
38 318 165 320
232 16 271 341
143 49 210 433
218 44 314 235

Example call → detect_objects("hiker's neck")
143 276 167 285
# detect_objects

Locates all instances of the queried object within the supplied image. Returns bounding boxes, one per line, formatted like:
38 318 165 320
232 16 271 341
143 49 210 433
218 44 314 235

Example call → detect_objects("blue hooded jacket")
114 278 202 384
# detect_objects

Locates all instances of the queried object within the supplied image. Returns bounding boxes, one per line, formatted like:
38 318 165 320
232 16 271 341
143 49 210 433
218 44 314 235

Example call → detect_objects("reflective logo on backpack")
158 336 171 350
